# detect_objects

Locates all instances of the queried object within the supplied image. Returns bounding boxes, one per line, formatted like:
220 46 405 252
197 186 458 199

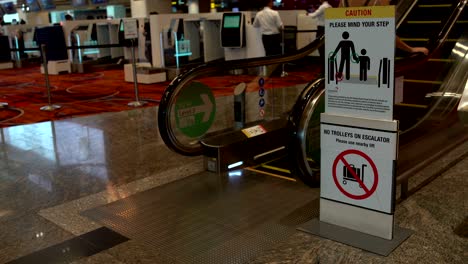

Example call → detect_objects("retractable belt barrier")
7 43 125 53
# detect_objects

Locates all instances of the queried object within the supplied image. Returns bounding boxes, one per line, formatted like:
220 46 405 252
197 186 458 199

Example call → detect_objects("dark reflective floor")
0 106 467 264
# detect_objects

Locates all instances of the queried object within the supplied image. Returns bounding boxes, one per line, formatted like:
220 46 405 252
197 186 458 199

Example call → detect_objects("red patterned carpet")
0 66 169 127
0 63 320 127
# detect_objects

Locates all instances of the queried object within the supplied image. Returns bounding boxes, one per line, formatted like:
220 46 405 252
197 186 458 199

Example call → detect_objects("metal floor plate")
82 170 319 264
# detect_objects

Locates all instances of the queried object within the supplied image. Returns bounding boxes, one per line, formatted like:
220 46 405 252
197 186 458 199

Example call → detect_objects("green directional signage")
175 82 216 138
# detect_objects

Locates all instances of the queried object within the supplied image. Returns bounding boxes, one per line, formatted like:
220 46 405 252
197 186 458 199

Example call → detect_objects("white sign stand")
320 113 398 239
298 6 413 256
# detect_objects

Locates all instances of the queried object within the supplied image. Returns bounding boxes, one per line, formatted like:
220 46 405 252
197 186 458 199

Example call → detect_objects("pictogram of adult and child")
328 31 390 88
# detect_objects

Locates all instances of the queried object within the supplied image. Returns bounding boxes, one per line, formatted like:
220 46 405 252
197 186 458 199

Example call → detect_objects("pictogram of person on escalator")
359 49 370 81
331 31 359 80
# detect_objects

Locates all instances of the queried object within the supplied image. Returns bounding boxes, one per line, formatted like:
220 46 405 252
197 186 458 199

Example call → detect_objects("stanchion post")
128 39 147 107
281 28 288 77
14 35 22 68
40 44 60 111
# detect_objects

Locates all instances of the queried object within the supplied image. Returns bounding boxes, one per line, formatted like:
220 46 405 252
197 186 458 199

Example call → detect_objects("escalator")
157 37 324 156
395 0 467 130
393 0 468 178
157 0 467 190
290 0 467 188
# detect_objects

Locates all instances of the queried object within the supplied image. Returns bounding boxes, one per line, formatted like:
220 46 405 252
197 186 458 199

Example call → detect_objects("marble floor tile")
2 102 467 264
0 106 204 262
249 155 468 264
0 214 74 263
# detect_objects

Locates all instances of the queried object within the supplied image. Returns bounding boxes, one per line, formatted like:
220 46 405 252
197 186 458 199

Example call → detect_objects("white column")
188 0 200 14
131 0 173 18
130 0 148 18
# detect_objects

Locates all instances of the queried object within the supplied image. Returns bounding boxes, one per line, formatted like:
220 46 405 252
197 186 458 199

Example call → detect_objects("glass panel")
395 6 467 131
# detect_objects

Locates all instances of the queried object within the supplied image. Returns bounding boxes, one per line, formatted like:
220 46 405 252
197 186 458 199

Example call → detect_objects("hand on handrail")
410 47 429 56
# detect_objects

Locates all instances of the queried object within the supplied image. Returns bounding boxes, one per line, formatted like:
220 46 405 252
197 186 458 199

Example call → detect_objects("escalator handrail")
395 0 467 75
287 78 325 187
396 0 419 29
429 0 467 51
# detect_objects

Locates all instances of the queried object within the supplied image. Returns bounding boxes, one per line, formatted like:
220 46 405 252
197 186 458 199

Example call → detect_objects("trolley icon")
343 164 367 187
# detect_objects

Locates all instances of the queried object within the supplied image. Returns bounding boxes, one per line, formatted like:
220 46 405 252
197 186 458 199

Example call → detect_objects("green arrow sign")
175 82 216 138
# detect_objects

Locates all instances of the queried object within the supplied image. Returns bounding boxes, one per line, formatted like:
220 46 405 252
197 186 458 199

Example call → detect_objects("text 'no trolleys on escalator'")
298 5 413 256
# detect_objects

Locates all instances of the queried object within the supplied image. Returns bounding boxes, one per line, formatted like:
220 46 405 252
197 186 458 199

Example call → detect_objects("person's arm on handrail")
396 36 429 55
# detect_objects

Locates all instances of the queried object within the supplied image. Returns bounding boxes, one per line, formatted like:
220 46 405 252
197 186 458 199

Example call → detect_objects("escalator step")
398 24 441 39
403 60 453 82
404 79 443 85
406 5 452 21
417 0 457 5
418 4 452 8
400 81 441 105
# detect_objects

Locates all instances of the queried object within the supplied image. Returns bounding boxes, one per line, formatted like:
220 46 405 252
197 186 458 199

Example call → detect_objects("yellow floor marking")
261 164 291 174
245 167 297 182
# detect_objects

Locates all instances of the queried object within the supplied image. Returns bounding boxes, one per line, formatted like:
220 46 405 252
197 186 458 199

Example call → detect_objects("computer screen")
26 0 42 11
39 0 55 10
91 0 107 4
35 26 68 61
221 13 244 48
223 14 241 29
2 2 16 14
0 36 11 62
72 0 88 6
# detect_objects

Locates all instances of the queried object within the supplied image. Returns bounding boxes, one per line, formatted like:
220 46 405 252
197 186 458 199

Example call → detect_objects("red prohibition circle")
259 108 265 117
332 149 378 200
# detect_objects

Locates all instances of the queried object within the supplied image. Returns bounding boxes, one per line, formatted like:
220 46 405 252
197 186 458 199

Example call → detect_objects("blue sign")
259 98 265 107
259 88 265 97
258 78 265 87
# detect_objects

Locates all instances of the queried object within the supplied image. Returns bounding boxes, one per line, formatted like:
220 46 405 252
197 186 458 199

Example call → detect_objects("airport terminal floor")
1 1 468 262
0 105 467 264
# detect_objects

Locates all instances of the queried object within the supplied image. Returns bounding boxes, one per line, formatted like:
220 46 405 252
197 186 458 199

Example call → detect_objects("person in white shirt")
253 0 284 56
308 1 332 31
307 0 332 71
